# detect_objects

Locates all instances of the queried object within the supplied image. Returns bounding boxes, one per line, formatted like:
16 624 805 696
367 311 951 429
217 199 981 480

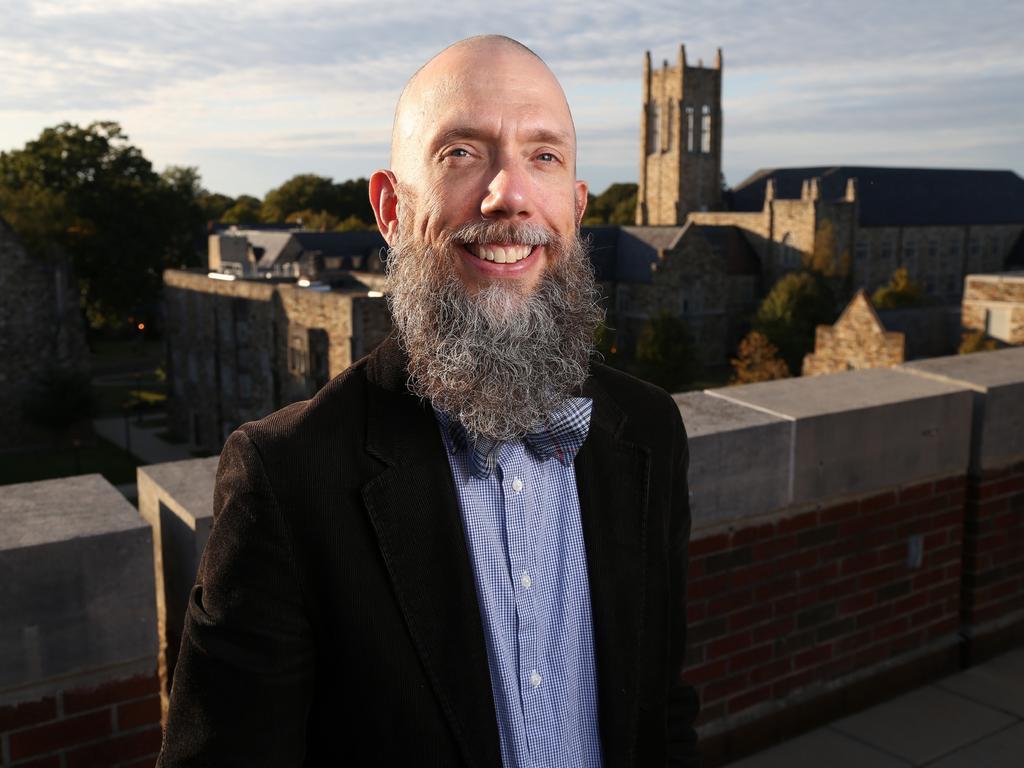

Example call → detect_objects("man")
159 35 699 767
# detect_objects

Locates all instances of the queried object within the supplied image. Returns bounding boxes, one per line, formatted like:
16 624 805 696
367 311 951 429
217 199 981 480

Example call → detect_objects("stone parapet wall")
9 348 1020 765
163 268 392 453
1 476 160 767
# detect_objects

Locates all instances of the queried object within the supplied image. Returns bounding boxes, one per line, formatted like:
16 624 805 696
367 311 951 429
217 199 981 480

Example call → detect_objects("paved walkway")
93 416 195 465
726 646 1024 767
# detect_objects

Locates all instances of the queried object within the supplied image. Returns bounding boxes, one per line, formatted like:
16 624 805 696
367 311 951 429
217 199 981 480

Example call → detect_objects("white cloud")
2 0 1022 196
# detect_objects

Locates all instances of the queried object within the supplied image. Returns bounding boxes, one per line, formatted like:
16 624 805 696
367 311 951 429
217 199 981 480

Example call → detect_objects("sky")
2 0 1022 199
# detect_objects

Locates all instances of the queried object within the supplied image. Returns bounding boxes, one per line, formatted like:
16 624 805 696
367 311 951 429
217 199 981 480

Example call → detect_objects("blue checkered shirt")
435 399 603 768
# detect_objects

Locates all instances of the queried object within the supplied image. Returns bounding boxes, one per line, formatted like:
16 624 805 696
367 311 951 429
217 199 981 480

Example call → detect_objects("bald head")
390 35 576 174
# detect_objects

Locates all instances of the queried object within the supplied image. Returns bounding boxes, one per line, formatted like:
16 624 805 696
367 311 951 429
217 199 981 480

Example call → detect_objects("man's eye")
537 152 557 162
447 148 470 158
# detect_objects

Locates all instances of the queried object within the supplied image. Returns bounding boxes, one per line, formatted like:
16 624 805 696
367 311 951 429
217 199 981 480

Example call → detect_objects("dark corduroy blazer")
158 333 700 767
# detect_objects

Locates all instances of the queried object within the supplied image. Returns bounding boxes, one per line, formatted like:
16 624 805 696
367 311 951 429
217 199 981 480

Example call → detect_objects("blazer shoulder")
589 361 685 436
236 355 372 465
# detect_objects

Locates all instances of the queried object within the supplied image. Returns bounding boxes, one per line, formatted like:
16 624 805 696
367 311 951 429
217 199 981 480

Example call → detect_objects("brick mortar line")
6 720 162 764
3 693 160 737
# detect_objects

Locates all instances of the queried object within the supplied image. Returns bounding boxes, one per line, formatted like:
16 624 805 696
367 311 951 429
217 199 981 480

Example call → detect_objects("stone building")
163 269 391 453
636 45 723 225
619 43 1024 368
587 223 760 365
0 217 88 451
803 289 905 376
716 167 1024 302
208 227 387 278
961 271 1024 344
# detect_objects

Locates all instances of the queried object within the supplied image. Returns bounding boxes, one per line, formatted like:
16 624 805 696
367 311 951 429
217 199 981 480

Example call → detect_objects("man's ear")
574 180 589 226
369 169 400 245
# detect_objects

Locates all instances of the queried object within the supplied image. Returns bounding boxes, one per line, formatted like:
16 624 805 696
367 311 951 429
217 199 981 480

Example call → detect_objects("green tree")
872 267 927 309
335 214 376 232
197 192 236 223
635 313 701 392
0 121 203 327
260 174 374 226
730 331 791 384
754 271 836 373
582 182 638 226
220 195 263 224
286 208 340 231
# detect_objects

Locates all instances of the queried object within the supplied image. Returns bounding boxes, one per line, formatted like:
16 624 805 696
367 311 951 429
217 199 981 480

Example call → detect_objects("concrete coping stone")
1 474 147 551
137 456 220 528
675 391 793 529
706 367 970 420
902 347 1024 471
704 368 974 507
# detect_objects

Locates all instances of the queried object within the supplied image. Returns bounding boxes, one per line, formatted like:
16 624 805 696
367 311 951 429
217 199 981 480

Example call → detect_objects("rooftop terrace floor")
726 645 1024 767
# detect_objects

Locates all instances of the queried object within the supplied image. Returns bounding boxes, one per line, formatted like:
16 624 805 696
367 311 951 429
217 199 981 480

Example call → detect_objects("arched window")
701 105 712 153
647 102 660 155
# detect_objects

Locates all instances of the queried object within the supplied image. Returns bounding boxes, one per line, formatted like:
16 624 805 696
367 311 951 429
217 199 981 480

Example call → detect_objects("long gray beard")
385 219 603 441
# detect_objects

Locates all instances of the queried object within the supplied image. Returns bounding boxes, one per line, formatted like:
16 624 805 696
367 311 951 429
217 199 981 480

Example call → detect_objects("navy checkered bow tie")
439 397 593 479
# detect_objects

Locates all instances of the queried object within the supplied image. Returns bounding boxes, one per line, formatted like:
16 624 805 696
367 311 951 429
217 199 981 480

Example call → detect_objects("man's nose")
480 164 531 220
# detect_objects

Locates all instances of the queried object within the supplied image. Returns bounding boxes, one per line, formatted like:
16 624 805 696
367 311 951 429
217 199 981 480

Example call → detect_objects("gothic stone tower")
636 44 723 225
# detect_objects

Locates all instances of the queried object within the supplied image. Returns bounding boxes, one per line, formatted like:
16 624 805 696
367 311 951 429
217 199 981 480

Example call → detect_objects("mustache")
446 220 555 247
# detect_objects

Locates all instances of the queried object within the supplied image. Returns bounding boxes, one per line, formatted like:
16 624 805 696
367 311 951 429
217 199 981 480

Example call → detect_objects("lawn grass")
0 437 141 487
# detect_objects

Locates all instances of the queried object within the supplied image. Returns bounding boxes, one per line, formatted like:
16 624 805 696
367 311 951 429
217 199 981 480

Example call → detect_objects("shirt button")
511 477 523 493
529 670 542 688
520 571 532 589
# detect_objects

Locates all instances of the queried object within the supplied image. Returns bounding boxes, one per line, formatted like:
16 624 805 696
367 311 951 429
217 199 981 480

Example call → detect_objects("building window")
780 233 799 270
685 106 695 152
903 239 917 265
700 105 712 154
647 102 660 156
855 241 868 263
664 101 673 151
880 240 893 262
927 239 938 259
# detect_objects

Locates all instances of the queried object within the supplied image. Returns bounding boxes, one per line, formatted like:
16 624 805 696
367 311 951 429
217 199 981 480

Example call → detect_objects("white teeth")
471 244 531 263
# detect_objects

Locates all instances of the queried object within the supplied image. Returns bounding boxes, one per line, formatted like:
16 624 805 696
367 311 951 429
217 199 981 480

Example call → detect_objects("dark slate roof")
290 230 386 255
732 166 1024 227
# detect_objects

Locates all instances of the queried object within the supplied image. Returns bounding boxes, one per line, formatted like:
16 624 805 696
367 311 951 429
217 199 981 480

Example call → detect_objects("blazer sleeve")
667 408 702 767
158 429 316 767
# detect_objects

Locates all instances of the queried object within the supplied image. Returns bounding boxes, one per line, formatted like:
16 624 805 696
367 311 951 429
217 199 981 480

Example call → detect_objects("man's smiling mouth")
465 243 535 264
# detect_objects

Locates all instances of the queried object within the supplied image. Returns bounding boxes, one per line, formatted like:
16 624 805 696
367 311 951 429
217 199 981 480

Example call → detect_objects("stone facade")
163 269 391 453
636 45 723 225
961 271 1024 344
802 289 905 376
598 223 760 365
0 218 89 452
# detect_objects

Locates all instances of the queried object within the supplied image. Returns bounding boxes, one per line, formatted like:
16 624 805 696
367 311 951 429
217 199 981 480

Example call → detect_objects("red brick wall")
963 460 1024 634
686 475 965 725
0 673 161 768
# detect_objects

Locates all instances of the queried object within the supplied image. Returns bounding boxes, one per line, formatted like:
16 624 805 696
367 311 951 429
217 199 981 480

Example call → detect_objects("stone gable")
802 289 905 376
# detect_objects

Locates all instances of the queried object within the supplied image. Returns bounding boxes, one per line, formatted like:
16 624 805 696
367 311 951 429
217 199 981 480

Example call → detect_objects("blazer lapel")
576 377 651 767
359 336 501 767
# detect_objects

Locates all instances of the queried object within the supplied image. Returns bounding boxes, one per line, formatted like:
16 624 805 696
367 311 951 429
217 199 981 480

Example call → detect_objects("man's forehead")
392 37 575 159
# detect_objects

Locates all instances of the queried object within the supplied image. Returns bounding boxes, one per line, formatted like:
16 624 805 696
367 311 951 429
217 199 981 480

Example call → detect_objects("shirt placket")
498 443 543 761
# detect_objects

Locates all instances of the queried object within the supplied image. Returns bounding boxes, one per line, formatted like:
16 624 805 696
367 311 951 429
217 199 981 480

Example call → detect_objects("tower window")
647 102 660 156
685 106 694 152
664 101 673 151
701 105 712 154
